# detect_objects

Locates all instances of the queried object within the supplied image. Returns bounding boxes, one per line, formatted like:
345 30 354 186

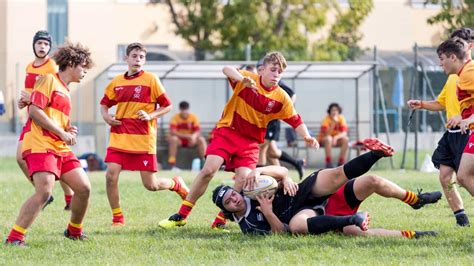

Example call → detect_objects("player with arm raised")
159 52 318 230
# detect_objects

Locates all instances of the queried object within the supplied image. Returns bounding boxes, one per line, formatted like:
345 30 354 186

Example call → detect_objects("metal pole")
14 62 20 134
414 43 419 170
374 46 379 137
376 74 395 169
422 74 427 132
401 44 417 169
245 43 251 62
355 79 359 141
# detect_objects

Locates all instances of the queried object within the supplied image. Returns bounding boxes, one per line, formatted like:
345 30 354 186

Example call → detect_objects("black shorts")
273 170 328 224
265 120 281 141
431 128 470 172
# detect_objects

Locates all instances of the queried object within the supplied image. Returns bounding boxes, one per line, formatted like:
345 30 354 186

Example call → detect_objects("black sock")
279 151 299 168
454 209 465 216
307 215 355 235
343 151 383 180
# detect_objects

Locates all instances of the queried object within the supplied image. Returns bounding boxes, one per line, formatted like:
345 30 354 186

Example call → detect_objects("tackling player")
159 52 319 229
212 138 441 237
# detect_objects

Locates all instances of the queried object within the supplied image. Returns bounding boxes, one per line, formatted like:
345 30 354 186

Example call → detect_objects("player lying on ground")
212 138 441 237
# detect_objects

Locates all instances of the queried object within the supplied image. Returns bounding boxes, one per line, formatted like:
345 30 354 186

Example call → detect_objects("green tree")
164 0 221 60
158 0 373 61
312 0 373 61
426 0 474 34
218 0 329 60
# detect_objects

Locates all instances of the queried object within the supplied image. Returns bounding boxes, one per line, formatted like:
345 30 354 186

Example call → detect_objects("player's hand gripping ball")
243 175 278 200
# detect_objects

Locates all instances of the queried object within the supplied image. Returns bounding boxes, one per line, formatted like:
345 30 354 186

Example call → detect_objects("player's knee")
16 156 26 168
198 136 206 145
143 182 157 191
289 218 308 234
105 171 119 186
341 136 349 145
365 175 382 188
36 189 53 203
200 166 217 179
438 174 452 187
456 175 468 187
75 184 91 198
268 148 279 158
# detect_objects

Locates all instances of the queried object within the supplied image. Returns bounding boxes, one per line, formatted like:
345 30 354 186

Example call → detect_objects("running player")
5 42 94 246
100 43 189 226
407 28 473 227
17 30 74 210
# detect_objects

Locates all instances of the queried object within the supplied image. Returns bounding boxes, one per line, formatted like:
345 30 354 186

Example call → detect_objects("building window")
47 0 68 47
410 0 462 9
117 44 178 61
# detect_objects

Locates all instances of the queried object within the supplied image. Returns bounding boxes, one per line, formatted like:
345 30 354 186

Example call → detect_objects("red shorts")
206 127 259 172
24 152 81 180
105 148 158 172
463 132 474 154
325 182 360 216
179 137 190 148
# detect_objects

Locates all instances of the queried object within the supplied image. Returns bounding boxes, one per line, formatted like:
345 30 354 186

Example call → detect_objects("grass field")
1 157 473 265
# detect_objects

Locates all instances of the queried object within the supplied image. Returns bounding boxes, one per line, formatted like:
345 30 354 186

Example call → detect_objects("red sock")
325 156 332 163
67 222 83 237
65 194 73 205
112 208 125 224
211 211 226 228
338 157 345 165
7 224 26 243
178 200 195 219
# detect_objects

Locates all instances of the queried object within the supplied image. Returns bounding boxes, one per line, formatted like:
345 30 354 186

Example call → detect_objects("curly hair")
53 42 93 72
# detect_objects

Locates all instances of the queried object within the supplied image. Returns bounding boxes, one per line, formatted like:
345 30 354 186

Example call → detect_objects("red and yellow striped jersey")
437 74 460 121
170 113 200 135
456 60 474 129
24 59 58 93
100 71 172 154
317 115 348 141
217 69 302 143
21 74 72 157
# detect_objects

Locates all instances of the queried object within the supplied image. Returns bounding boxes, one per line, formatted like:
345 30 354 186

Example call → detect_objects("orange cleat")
172 176 189 200
362 138 394 157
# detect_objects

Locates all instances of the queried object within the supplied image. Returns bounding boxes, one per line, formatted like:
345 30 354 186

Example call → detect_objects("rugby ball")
243 175 278 200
